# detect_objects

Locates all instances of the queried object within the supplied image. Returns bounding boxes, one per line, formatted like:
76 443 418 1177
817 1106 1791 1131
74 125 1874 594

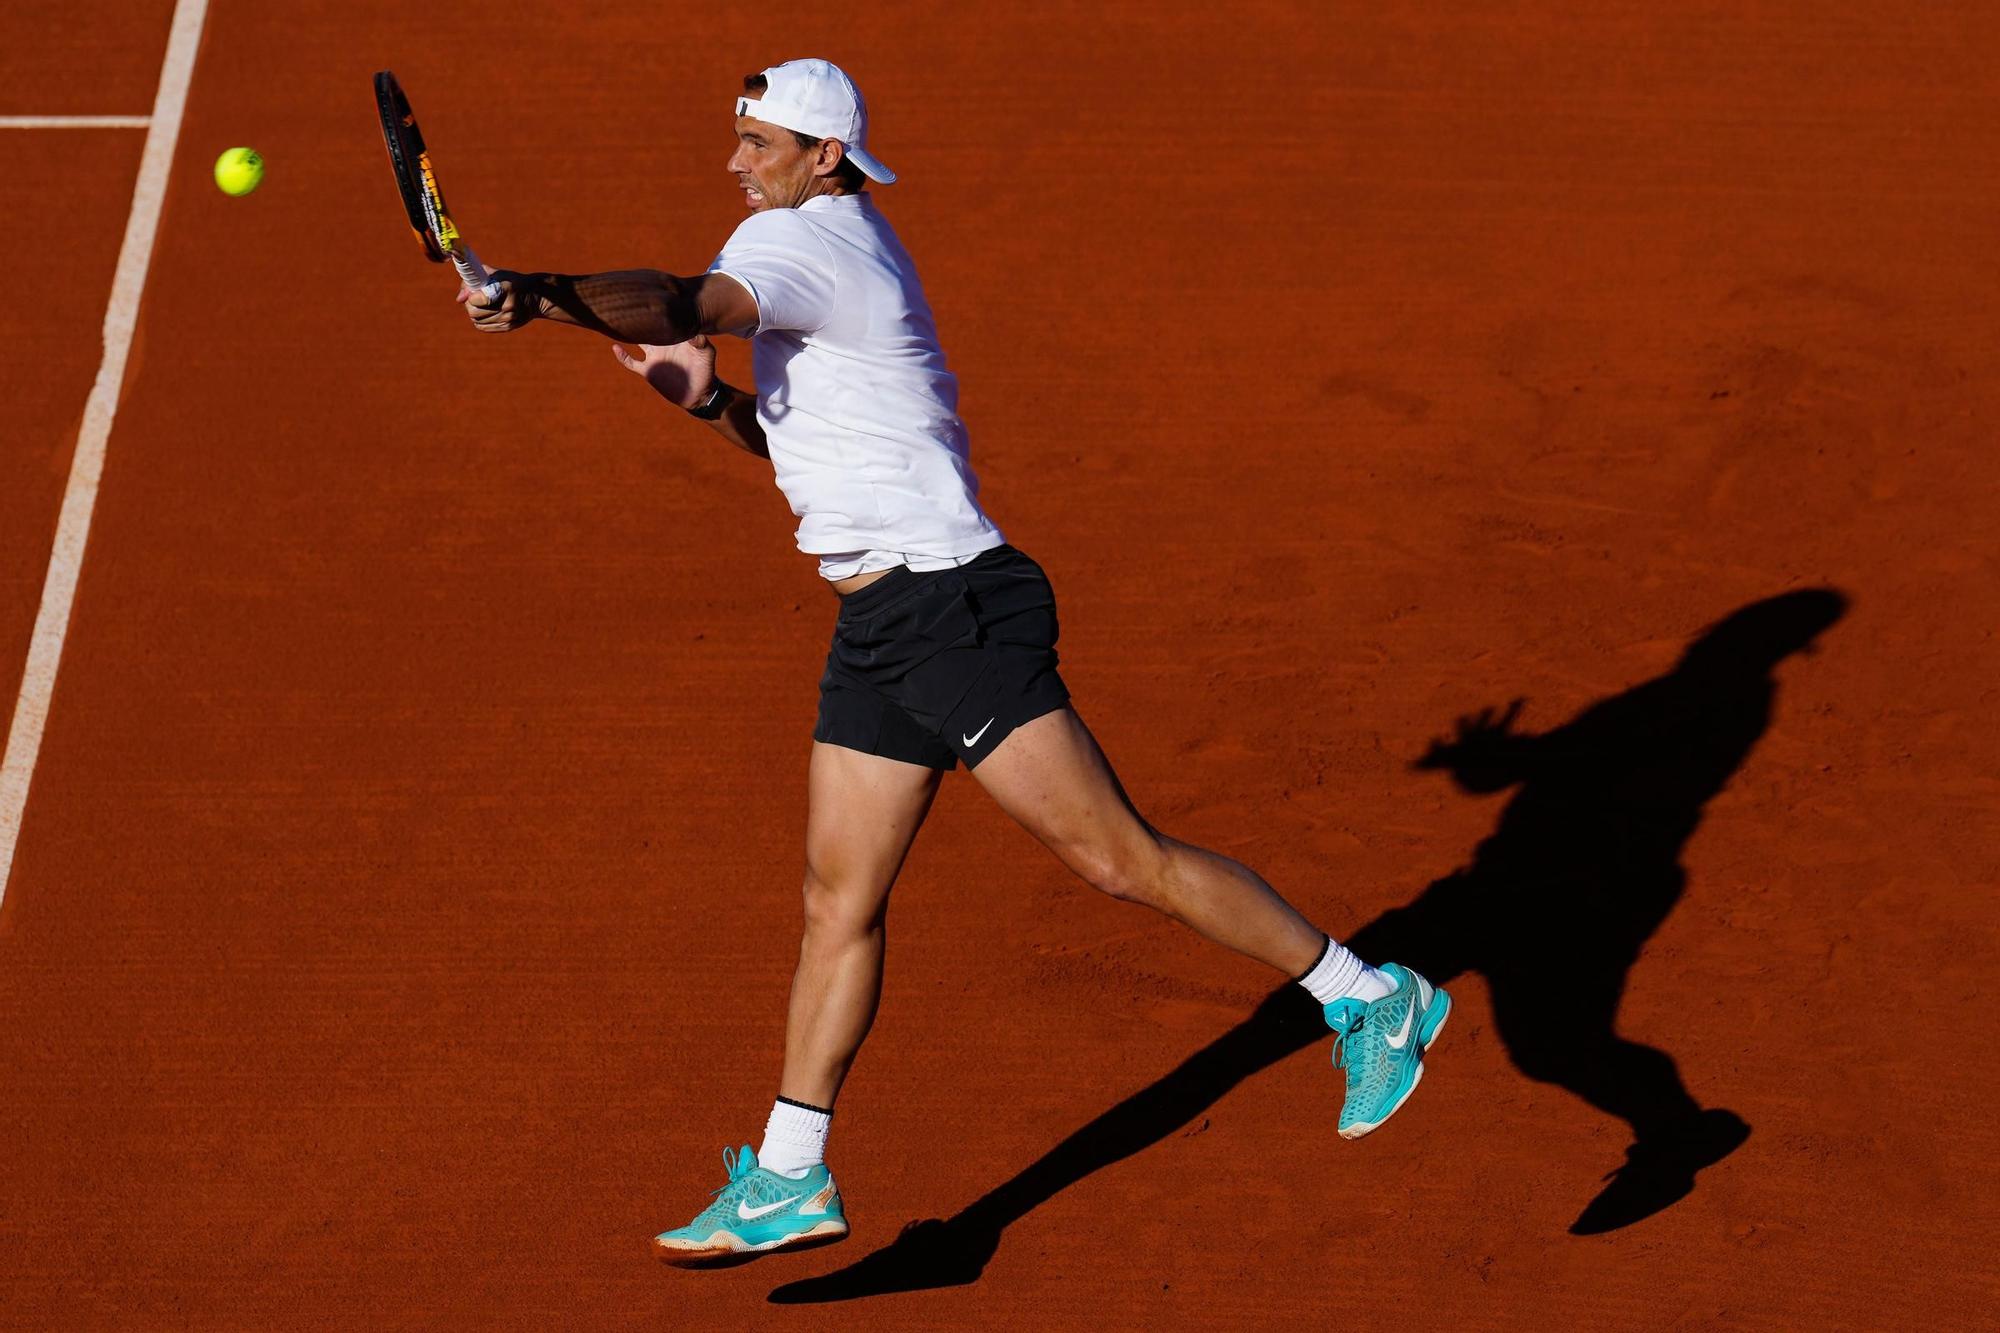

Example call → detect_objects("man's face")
729 115 818 212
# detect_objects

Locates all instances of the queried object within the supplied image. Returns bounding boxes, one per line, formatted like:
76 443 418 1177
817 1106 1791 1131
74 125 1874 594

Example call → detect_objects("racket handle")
454 246 501 302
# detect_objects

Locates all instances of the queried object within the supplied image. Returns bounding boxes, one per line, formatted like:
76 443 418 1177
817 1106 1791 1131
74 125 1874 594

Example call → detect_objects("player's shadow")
768 588 1847 1303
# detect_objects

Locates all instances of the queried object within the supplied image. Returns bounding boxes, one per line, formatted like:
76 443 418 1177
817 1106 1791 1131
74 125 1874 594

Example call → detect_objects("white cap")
735 58 896 185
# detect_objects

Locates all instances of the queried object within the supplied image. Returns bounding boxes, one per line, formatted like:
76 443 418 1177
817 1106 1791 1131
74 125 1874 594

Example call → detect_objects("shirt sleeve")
707 210 838 336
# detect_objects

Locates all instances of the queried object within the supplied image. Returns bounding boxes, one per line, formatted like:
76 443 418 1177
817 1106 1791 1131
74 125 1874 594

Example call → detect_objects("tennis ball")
213 147 264 197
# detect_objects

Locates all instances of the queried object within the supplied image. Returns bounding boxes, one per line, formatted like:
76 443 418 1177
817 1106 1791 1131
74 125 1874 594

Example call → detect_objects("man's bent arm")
514 270 756 343
698 381 769 460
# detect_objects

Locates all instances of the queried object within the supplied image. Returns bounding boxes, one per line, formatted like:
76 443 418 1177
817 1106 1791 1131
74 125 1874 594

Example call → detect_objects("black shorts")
814 544 1071 770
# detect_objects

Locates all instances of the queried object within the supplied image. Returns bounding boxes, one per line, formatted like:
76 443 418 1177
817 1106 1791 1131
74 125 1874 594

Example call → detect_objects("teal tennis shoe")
652 1145 848 1266
1324 962 1451 1139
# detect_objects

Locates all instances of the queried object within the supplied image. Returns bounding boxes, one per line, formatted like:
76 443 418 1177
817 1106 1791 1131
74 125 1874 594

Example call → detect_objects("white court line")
0 115 151 129
0 0 209 906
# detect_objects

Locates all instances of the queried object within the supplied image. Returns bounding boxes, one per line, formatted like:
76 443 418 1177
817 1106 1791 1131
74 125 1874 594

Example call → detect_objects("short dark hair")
740 73 867 191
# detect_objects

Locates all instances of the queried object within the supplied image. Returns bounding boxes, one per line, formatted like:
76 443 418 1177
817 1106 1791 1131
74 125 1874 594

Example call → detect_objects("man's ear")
817 138 848 178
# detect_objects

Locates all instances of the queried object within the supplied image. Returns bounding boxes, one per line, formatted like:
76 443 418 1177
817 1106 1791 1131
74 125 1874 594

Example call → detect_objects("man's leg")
779 740 944 1109
967 707 1325 975
655 740 940 1265
968 706 1450 1139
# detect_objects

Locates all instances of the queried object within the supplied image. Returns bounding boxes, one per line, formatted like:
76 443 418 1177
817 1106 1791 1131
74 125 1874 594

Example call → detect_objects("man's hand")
612 335 717 409
457 271 539 333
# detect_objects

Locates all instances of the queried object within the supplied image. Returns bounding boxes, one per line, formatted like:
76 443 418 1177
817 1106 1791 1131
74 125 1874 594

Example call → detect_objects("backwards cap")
735 58 896 184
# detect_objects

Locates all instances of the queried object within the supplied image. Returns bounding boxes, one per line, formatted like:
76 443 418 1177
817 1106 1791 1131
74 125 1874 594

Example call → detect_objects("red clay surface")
0 131 144 769
2 3 1996 1328
0 0 176 117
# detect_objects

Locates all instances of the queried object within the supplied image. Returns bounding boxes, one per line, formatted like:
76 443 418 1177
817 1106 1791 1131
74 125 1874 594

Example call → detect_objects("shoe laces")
692 1145 761 1222
1327 998 1387 1087
1325 998 1367 1069
719 1145 756 1185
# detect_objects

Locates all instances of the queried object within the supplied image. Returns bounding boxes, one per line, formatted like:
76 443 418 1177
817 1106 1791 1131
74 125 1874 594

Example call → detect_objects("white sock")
1295 935 1396 1005
757 1098 832 1179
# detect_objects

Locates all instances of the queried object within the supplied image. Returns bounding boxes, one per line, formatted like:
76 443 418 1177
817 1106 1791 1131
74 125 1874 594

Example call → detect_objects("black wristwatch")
687 382 730 420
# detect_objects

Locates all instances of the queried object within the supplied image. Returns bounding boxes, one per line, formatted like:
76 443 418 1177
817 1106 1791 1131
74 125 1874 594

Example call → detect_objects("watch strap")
687 382 730 420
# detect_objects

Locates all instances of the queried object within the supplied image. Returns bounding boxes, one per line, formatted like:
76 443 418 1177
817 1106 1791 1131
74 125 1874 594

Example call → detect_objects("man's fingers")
612 345 637 370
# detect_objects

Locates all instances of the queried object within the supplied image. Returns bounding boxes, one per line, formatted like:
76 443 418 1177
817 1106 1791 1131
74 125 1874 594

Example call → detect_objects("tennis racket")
372 69 499 299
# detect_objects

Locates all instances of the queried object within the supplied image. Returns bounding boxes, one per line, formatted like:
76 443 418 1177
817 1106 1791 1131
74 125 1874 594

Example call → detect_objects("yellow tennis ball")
213 147 264 197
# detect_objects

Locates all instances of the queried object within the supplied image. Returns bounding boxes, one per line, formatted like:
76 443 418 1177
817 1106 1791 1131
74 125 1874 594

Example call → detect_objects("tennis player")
460 58 1451 1265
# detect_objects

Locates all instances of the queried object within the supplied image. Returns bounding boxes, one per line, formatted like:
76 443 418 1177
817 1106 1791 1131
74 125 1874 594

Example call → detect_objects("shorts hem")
961 684 1071 770
812 709 959 772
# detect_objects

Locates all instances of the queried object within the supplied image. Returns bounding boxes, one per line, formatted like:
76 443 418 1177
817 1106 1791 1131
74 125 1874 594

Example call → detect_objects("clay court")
3 1 1996 1327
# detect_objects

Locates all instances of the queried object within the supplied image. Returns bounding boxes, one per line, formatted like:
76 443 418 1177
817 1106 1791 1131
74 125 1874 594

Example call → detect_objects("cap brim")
846 144 896 184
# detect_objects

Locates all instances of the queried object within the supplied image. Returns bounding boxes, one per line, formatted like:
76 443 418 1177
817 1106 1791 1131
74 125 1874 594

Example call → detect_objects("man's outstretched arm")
460 269 758 343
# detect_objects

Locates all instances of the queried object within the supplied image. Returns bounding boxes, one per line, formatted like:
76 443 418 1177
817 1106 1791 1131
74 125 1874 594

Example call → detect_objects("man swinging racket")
459 58 1451 1265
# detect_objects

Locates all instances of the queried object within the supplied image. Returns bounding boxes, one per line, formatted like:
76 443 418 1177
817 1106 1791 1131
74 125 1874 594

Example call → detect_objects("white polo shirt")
707 192 1005 580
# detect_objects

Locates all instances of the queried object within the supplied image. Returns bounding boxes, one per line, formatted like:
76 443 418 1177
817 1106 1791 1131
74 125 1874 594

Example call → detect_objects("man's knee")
1070 833 1170 906
800 862 887 937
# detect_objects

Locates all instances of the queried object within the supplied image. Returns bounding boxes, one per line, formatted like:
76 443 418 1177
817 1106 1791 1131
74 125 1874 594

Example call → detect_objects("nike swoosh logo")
962 717 996 747
738 1195 802 1221
1383 1001 1416 1050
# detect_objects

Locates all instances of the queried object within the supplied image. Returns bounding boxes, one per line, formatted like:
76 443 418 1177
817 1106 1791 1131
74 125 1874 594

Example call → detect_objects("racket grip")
454 246 501 302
